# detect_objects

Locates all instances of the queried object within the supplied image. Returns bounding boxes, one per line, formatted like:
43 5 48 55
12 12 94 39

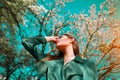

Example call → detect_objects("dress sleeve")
34 61 48 76
22 35 47 61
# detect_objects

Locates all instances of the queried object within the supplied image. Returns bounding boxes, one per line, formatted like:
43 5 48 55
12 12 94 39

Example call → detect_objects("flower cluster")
29 5 48 15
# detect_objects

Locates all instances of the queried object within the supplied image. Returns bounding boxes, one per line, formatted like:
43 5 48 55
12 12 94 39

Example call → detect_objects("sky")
63 0 120 21
64 0 104 13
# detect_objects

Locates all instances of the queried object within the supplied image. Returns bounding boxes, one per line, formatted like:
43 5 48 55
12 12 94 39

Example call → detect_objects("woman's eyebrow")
59 35 63 38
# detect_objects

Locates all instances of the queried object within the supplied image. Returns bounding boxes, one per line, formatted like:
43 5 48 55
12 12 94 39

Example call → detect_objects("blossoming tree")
0 0 120 79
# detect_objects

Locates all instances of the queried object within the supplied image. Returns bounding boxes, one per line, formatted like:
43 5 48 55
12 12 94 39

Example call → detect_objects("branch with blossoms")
98 62 120 80
70 2 117 58
28 0 73 36
26 0 74 52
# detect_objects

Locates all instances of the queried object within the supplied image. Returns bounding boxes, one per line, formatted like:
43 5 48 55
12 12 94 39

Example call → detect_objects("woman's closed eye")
59 36 63 39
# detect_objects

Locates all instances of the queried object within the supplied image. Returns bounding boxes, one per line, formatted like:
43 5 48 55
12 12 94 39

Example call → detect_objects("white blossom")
57 22 63 26
29 5 48 15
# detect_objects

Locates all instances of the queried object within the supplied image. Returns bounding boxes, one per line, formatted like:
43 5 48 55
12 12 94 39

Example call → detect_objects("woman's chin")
56 46 66 52
56 45 62 50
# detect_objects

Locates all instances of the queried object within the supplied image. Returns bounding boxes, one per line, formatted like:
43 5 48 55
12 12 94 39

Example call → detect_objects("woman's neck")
63 45 75 65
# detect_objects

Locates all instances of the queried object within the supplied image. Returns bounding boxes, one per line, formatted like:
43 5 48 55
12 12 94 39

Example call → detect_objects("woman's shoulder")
44 59 63 67
74 55 96 65
82 58 97 70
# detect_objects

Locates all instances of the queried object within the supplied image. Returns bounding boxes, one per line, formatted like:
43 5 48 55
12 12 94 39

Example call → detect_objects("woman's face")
55 35 73 51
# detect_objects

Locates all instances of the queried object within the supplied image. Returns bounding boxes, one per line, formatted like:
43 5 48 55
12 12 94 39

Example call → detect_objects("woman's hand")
45 36 59 43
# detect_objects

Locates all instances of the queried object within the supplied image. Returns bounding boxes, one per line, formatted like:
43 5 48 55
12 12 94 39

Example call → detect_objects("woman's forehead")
59 34 73 38
59 35 65 38
59 35 70 39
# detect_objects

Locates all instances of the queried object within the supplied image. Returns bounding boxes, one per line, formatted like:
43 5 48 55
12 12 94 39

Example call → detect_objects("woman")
22 34 98 80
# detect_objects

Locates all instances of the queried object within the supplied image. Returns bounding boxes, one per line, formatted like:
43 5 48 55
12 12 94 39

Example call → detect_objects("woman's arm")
22 35 47 61
22 35 58 61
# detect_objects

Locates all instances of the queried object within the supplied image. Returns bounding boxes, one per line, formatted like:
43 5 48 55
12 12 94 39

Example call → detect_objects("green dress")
22 35 98 80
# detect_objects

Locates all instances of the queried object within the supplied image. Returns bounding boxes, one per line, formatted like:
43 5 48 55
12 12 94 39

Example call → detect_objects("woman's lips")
55 39 59 44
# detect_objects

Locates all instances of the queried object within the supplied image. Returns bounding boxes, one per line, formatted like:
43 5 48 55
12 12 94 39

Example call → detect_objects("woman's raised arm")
22 35 47 61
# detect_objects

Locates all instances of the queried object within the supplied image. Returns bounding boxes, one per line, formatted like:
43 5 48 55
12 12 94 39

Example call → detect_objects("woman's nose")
56 37 59 41
55 37 59 39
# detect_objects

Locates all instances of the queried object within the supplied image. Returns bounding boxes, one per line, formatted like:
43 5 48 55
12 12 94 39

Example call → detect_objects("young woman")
22 34 98 80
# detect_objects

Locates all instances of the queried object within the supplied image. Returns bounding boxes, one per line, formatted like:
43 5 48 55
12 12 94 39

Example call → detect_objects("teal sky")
113 0 120 21
63 0 120 20
64 0 105 14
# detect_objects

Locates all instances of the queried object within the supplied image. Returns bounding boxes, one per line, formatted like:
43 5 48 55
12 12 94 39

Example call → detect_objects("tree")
0 0 120 79
0 0 38 79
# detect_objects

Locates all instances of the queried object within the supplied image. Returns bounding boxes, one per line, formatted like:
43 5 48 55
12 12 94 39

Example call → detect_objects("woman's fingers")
51 36 58 43
45 36 59 43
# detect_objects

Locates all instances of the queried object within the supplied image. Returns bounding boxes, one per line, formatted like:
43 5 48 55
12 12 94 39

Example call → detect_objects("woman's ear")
70 38 74 43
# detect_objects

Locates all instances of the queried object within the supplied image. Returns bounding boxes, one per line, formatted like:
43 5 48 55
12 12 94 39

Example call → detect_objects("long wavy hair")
41 34 81 61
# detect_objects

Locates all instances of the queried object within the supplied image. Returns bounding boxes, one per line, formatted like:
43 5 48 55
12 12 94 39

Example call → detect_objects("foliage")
0 0 120 80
